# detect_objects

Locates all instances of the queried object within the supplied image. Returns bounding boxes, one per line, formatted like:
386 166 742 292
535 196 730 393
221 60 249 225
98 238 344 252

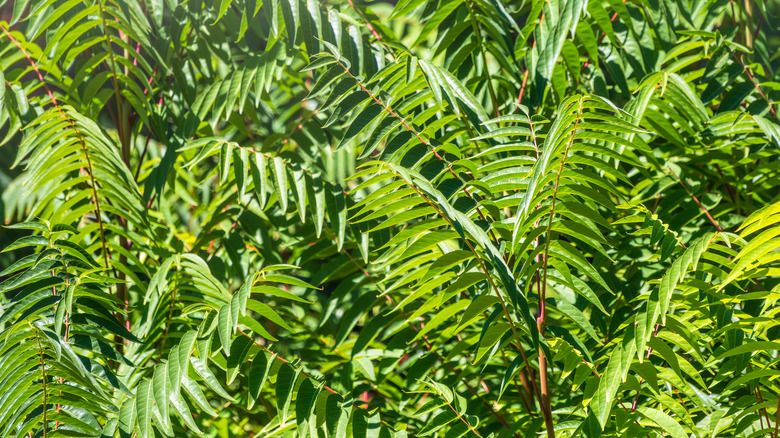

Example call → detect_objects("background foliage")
1 0 780 436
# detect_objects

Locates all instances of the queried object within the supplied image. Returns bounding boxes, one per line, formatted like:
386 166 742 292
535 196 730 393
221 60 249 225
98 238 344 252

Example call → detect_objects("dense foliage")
1 0 780 436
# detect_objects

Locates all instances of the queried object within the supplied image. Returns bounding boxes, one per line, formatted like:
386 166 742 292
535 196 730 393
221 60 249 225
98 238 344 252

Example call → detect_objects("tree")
1 0 779 436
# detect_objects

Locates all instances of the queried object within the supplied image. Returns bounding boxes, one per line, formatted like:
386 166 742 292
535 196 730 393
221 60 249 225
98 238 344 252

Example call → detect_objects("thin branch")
0 26 57 106
237 328 357 400
668 170 722 232
742 60 777 119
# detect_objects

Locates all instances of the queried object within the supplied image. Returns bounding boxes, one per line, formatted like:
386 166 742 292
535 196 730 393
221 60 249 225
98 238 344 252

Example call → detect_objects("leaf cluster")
1 0 780 437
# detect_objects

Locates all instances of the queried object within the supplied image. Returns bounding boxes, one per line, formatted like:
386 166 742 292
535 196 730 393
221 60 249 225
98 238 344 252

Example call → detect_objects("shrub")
1 0 779 437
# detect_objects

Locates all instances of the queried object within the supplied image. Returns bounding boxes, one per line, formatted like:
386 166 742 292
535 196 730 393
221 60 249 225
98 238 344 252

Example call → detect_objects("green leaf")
169 331 198 401
353 356 376 381
190 356 236 402
272 156 289 212
353 410 382 438
307 173 327 237
554 299 602 344
338 104 385 150
218 304 232 356
248 349 274 406
591 344 622 429
715 341 780 360
219 142 233 185
291 167 308 222
246 299 293 331
325 182 347 250
153 364 172 436
636 406 689 438
275 362 299 425
135 380 153 438
418 60 489 125
412 0 461 47
181 375 218 416
474 322 511 364
296 378 321 431
226 336 254 385
250 153 268 208
170 394 203 434
234 147 249 198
